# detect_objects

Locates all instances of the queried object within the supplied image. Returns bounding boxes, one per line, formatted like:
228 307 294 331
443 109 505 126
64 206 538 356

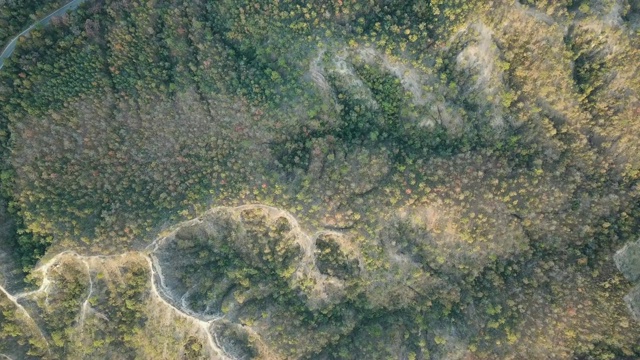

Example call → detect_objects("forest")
0 0 70 49
0 0 640 359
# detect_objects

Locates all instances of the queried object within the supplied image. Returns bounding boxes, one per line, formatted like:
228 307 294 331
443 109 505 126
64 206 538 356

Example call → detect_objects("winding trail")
0 204 338 359
0 284 51 357
144 255 230 359
1 251 230 359
14 250 74 302
78 258 93 327
0 0 88 71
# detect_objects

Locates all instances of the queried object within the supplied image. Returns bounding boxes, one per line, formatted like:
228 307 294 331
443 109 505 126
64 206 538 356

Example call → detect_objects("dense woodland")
0 0 640 359
0 0 69 49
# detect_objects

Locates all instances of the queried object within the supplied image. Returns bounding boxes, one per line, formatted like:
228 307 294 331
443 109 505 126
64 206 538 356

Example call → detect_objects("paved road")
0 0 87 71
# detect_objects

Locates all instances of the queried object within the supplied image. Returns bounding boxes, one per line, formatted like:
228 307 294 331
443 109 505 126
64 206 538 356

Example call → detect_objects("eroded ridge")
3 203 518 358
0 202 544 358
0 204 362 359
1 251 228 359
147 204 368 358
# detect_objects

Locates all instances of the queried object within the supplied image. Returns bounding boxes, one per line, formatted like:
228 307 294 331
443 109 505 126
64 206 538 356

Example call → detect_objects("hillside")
0 0 640 359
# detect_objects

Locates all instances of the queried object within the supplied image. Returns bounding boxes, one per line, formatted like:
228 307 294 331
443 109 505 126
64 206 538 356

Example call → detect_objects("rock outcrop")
615 239 640 320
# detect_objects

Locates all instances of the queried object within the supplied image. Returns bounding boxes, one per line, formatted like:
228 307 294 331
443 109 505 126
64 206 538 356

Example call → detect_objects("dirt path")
77 258 93 327
0 0 88 70
0 204 335 359
144 255 229 359
0 250 230 359
0 284 51 357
